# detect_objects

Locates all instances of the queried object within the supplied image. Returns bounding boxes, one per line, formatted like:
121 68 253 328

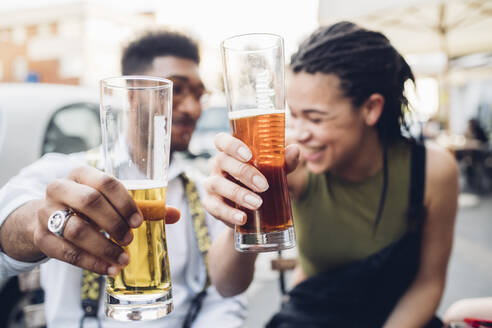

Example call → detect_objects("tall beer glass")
100 76 173 321
221 33 295 252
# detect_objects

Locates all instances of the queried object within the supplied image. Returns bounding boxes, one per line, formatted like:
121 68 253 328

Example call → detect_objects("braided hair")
291 21 414 143
291 22 416 231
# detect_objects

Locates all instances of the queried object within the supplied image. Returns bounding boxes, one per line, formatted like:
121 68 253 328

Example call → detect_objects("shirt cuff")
0 195 46 279
0 194 39 228
0 252 48 279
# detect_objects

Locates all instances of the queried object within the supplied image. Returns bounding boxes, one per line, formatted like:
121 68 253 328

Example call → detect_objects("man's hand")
0 166 180 276
202 132 299 227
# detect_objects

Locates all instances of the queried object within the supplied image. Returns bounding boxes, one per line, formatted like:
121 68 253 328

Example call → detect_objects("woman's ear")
361 93 385 126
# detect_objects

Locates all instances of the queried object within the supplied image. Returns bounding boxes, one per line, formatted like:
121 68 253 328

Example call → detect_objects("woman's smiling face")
287 71 369 174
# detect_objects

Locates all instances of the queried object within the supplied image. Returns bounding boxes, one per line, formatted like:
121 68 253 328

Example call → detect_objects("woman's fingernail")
108 266 119 276
237 146 252 161
253 175 268 191
233 212 245 225
245 194 262 208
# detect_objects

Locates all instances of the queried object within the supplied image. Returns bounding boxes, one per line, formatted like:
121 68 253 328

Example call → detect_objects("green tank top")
293 140 412 277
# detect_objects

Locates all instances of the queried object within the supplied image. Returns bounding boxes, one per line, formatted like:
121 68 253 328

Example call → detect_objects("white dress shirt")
0 152 246 328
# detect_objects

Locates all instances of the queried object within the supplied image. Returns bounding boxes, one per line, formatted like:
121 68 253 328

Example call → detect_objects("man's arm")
0 152 182 279
0 152 151 277
0 165 145 277
383 145 459 328
0 198 180 262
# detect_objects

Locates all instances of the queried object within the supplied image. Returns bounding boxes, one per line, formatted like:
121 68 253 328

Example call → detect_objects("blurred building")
0 1 155 85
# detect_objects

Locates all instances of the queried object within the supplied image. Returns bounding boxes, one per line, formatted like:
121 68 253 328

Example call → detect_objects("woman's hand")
202 132 300 227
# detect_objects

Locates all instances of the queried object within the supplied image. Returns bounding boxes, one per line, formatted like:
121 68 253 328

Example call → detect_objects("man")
0 31 245 328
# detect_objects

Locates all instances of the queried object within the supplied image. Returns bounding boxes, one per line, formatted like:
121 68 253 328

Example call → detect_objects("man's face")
144 56 205 152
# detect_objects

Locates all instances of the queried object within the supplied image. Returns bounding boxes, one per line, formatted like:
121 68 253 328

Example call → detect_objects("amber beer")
229 109 294 237
106 181 172 309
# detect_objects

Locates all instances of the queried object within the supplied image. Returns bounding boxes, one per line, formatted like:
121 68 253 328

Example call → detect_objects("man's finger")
68 166 142 228
60 213 129 266
34 229 117 276
165 206 180 224
46 179 132 246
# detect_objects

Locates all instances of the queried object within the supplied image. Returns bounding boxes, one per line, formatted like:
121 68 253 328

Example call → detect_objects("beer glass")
221 33 295 252
100 76 173 321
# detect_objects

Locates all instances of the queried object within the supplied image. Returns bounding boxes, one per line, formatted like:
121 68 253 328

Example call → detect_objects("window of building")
0 29 9 42
13 57 27 81
12 26 26 45
38 23 51 37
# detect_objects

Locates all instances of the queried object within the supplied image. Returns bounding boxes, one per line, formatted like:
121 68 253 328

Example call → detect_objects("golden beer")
107 182 171 297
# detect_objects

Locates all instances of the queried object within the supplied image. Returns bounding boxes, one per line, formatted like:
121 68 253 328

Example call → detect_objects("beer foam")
228 108 285 120
121 179 167 190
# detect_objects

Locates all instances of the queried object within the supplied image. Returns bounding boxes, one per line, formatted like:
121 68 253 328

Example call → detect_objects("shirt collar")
168 153 186 182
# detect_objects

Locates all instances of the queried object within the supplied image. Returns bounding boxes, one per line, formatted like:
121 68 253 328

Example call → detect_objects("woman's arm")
205 133 300 297
383 145 459 328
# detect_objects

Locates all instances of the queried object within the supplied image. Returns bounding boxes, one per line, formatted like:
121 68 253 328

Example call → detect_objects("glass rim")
221 33 283 53
100 75 173 90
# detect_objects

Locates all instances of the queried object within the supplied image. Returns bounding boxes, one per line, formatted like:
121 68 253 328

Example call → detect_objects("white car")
0 83 99 328
0 83 100 187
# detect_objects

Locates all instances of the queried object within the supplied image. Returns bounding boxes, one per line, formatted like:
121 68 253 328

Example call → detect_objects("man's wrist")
0 200 46 262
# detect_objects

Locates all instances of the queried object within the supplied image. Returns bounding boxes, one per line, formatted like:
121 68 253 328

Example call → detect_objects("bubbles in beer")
107 181 171 296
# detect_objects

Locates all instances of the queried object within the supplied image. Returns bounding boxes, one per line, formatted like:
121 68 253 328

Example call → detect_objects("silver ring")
47 209 75 237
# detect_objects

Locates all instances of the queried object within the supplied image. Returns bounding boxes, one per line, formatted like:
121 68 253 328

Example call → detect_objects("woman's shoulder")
393 138 457 181
425 142 458 182
424 141 459 202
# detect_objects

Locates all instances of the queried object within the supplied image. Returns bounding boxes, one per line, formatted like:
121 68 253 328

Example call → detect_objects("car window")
42 103 100 155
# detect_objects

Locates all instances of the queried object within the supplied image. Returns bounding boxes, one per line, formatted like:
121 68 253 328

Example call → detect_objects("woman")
204 22 458 327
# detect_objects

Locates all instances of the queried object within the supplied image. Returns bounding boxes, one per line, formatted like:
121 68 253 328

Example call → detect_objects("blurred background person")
465 118 489 146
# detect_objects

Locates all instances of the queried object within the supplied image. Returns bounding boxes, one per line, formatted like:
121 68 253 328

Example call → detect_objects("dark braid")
291 21 415 143
292 22 416 231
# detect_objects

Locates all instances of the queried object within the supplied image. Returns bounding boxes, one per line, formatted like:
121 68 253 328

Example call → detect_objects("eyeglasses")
167 75 208 105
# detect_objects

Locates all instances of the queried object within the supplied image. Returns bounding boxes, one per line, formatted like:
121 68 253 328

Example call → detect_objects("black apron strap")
79 270 103 328
407 140 427 230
